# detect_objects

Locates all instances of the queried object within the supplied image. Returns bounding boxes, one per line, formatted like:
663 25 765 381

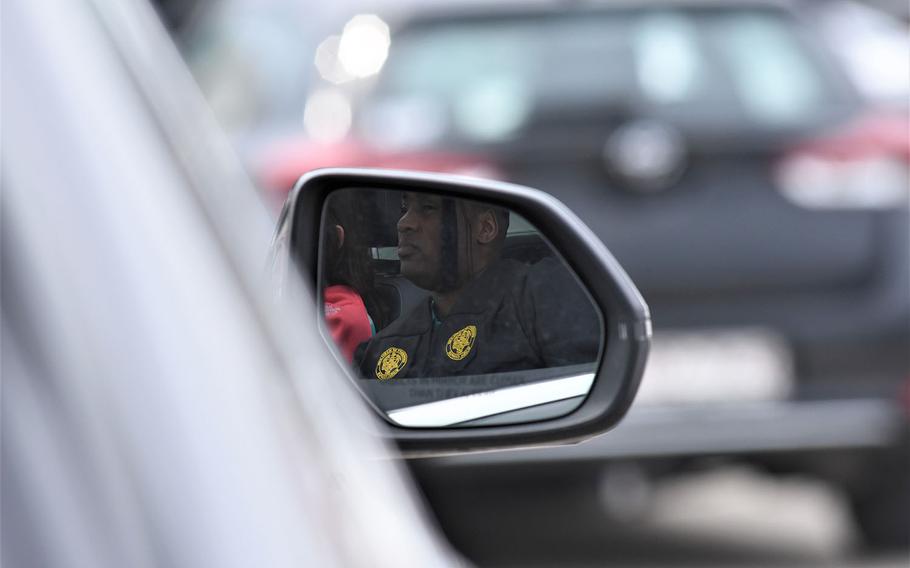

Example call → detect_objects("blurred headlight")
338 14 390 78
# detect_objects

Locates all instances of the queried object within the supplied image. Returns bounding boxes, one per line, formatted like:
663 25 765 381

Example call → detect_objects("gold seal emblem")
446 325 477 361
375 347 408 380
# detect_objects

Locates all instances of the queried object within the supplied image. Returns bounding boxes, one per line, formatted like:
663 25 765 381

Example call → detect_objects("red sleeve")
324 285 373 362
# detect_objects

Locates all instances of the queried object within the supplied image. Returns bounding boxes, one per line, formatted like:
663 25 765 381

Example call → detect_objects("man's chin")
400 265 437 292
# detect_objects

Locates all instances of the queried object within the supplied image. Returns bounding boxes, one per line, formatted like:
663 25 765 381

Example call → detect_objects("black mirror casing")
275 168 650 455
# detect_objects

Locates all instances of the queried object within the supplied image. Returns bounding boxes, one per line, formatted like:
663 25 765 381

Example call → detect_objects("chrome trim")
387 373 596 427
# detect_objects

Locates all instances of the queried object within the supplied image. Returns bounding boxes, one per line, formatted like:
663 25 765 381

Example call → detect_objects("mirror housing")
273 168 650 455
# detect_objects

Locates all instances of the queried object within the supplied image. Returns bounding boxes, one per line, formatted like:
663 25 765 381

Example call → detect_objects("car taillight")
255 138 371 208
775 111 910 209
366 151 505 181
255 137 505 210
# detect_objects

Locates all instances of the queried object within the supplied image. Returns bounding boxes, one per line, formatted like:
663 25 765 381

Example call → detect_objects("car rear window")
367 7 848 143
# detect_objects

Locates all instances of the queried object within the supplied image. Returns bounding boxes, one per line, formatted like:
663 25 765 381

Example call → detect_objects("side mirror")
272 168 650 454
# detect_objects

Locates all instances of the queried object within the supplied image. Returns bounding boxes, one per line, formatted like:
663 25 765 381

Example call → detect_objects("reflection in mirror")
319 187 605 427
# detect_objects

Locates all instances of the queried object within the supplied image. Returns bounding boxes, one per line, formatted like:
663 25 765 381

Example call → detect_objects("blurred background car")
810 0 910 108
162 0 910 563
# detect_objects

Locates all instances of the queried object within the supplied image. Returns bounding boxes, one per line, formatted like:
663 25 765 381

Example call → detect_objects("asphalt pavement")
411 463 909 568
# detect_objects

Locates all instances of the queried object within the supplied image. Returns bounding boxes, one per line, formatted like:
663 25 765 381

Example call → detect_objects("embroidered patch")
375 347 408 380
446 325 477 361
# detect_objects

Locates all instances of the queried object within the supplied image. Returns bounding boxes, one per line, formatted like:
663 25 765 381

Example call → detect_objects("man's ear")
475 210 499 244
334 225 345 249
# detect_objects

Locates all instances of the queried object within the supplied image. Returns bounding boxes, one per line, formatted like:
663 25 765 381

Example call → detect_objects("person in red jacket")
323 283 373 362
321 192 377 361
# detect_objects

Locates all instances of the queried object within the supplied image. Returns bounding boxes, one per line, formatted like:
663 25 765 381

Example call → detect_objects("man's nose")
397 210 417 233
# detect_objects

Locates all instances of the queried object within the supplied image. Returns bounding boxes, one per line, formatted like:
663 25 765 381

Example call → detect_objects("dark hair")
322 190 388 328
323 201 371 292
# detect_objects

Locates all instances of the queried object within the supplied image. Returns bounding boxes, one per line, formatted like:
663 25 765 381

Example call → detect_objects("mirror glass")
318 187 605 427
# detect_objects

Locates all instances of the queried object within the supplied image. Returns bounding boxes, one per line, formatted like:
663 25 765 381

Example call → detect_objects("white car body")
2 0 459 565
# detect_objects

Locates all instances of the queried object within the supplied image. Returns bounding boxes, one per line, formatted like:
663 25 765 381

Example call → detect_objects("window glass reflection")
319 189 604 385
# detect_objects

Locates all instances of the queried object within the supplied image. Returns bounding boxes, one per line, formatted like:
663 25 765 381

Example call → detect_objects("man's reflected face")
397 192 444 290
